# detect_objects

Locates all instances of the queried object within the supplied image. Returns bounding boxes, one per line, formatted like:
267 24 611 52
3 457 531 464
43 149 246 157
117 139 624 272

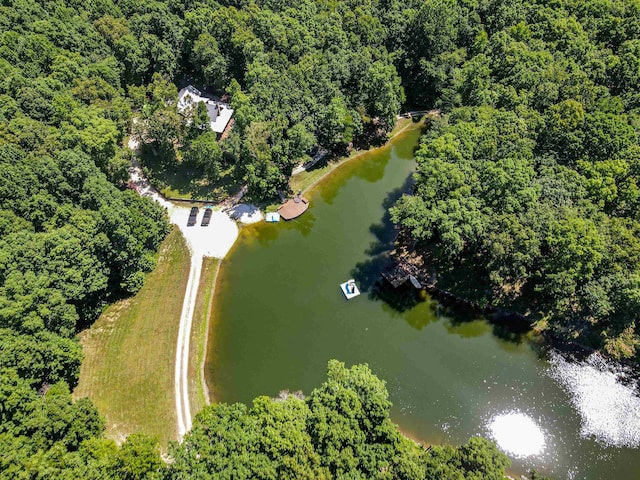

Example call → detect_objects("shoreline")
198 259 221 406
192 122 545 479
122 115 431 438
199 118 429 407
291 117 428 196
389 247 632 368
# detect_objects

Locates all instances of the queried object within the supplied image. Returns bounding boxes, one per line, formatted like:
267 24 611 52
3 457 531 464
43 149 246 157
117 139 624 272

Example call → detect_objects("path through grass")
74 227 191 446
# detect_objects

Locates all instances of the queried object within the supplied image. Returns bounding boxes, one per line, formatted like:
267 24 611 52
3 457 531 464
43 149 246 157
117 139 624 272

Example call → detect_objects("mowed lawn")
74 227 191 446
188 257 220 417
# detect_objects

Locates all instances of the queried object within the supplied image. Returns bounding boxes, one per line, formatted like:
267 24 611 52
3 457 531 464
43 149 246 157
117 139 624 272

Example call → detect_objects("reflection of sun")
548 351 640 448
488 412 545 457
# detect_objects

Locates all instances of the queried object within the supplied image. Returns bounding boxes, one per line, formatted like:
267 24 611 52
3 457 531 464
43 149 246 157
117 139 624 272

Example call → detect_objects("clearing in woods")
74 227 191 446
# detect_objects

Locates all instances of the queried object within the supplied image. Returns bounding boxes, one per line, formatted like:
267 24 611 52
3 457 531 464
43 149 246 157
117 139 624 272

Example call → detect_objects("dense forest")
0 0 512 476
170 361 513 480
130 0 407 198
0 0 172 474
1 0 638 476
389 0 640 361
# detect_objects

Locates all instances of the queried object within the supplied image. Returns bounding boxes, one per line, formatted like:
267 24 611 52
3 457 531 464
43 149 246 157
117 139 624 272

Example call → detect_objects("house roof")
177 85 234 133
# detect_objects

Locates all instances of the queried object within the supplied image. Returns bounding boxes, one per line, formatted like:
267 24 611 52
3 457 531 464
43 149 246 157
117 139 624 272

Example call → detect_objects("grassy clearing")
74 227 191 446
138 146 242 201
188 257 221 417
290 117 425 194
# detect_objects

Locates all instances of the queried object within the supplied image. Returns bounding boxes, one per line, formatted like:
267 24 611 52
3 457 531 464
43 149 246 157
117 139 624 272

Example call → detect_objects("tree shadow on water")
350 174 413 293
349 173 430 324
346 171 538 343
444 306 533 346
350 253 438 330
366 174 414 255
281 210 317 237
488 313 533 345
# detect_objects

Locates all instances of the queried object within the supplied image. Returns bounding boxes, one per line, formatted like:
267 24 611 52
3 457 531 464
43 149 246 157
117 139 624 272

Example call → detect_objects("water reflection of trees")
318 150 392 205
350 173 439 329
291 210 316 236
445 312 530 346
249 210 317 247
316 129 422 205
351 171 536 345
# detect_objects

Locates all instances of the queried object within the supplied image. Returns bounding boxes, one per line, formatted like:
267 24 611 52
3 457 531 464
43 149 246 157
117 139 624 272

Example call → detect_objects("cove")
206 127 640 479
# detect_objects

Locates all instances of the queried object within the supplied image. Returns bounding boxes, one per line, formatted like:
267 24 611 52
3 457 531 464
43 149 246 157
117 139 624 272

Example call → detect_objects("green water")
207 128 640 479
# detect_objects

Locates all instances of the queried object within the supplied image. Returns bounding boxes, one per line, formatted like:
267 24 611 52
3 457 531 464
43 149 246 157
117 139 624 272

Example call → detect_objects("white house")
177 85 233 134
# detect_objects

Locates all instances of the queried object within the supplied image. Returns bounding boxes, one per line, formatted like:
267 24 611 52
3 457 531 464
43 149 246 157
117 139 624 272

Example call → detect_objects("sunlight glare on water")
487 412 546 457
548 351 640 448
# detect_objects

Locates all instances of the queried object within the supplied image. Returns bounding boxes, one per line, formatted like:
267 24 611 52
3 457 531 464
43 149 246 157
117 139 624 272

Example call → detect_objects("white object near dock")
340 279 360 299
266 212 280 222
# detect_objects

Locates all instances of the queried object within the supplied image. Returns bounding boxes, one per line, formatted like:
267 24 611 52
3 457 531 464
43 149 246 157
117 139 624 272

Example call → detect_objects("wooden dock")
277 194 309 220
381 260 422 289
381 262 411 287
381 257 498 315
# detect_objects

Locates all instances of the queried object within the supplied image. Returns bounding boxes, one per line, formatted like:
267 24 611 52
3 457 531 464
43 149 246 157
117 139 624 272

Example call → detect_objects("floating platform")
277 195 309 220
340 279 360 299
265 212 280 222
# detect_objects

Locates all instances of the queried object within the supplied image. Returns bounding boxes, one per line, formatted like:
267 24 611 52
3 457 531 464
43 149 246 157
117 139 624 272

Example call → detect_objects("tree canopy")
1 0 170 474
390 0 640 361
8 0 640 476
132 0 409 198
169 361 511 480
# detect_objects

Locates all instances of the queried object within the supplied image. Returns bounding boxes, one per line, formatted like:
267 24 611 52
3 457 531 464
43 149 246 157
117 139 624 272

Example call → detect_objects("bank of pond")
207 127 640 479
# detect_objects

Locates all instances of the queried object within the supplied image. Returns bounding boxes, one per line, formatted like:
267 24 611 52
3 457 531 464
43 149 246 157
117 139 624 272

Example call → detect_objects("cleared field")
74 227 191 446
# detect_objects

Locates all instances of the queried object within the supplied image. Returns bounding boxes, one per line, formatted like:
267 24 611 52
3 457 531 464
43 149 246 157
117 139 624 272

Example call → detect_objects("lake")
206 126 640 479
